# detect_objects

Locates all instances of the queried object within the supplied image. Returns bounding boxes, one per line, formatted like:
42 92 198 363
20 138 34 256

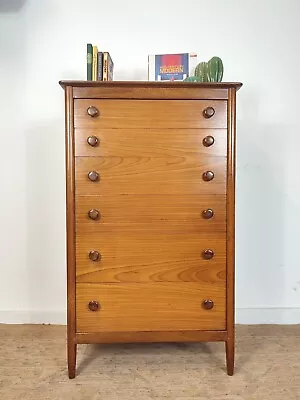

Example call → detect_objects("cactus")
183 76 201 82
207 56 223 82
194 62 209 82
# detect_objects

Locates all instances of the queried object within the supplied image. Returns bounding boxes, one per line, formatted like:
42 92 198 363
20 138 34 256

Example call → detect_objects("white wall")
1 0 300 324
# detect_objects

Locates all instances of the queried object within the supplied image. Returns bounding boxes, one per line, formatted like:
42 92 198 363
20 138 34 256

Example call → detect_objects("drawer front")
76 194 226 227
74 128 227 158
74 99 227 129
75 156 226 195
76 230 226 283
76 282 226 332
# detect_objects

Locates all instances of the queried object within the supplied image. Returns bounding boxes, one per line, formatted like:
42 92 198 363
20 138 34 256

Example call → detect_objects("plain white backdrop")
0 0 300 324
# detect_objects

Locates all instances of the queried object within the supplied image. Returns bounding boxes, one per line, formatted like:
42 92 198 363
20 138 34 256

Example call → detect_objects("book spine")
87 43 93 81
97 52 103 80
108 53 114 81
92 45 98 81
103 52 108 81
103 52 114 81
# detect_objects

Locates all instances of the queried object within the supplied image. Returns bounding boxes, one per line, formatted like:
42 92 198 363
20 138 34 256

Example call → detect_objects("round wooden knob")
203 107 215 119
89 250 101 261
88 171 99 182
202 171 214 181
202 249 214 260
202 209 214 219
203 299 214 310
88 301 100 311
203 136 215 147
88 209 100 220
87 106 99 117
87 136 99 147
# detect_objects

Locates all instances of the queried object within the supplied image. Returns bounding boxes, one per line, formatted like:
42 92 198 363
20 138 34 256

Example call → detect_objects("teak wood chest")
60 81 242 378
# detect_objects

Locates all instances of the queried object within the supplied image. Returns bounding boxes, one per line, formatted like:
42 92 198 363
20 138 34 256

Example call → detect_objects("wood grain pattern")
59 81 242 101
73 87 229 100
226 87 237 375
76 259 226 284
64 86 77 379
75 194 226 225
76 282 226 332
76 229 226 283
60 81 242 378
75 156 227 195
76 330 227 343
60 80 243 90
76 222 226 236
74 100 227 129
74 128 227 158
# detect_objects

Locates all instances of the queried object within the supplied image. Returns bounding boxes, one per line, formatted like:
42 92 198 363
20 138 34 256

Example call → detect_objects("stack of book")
87 43 114 81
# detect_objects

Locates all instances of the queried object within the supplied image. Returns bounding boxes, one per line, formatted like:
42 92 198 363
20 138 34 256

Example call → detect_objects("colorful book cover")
97 52 103 80
103 52 114 81
92 45 98 81
87 43 93 81
148 53 197 81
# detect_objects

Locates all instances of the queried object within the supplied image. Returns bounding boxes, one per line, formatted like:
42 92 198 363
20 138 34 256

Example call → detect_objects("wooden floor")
0 324 300 399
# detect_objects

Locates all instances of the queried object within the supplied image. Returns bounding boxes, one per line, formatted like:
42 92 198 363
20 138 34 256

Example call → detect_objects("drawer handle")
88 209 100 220
203 135 215 147
202 249 214 259
202 209 214 219
203 299 214 310
87 106 99 117
87 136 99 147
89 250 101 261
202 170 214 181
88 171 100 182
203 106 215 119
88 301 100 311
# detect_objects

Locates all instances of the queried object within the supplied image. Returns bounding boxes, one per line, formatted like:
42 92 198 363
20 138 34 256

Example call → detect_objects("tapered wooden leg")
68 339 77 379
225 337 234 376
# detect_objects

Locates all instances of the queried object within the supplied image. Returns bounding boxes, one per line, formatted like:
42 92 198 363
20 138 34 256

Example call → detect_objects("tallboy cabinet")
59 81 242 378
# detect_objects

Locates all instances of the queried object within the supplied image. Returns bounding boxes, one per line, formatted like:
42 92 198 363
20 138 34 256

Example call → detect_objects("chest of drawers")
60 80 242 378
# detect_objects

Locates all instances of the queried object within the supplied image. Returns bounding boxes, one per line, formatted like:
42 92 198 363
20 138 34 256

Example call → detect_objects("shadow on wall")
236 88 286 310
0 0 26 12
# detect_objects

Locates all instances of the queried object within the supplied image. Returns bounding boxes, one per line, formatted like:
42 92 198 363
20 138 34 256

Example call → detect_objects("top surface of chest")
60 81 242 100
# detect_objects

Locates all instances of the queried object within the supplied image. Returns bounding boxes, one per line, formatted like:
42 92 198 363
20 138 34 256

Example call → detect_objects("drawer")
75 194 226 227
76 282 226 332
74 99 227 129
75 156 226 195
77 222 226 236
74 128 227 158
76 230 226 283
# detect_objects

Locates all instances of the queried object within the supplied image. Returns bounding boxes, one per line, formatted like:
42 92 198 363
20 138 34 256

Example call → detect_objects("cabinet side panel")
226 88 236 340
65 86 76 339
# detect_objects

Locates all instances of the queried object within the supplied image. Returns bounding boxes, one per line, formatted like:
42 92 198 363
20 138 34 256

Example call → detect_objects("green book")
87 43 92 81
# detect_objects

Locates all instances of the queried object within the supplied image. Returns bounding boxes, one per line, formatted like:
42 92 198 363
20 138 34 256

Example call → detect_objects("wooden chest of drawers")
60 80 242 378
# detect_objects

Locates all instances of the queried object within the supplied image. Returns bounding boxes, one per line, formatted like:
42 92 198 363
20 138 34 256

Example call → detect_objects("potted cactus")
184 56 223 82
207 56 223 82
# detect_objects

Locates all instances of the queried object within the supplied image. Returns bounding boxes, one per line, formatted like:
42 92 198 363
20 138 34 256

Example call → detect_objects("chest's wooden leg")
68 339 77 379
225 336 234 376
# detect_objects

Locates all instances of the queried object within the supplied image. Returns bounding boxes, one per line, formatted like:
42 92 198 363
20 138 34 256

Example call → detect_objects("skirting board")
0 308 300 325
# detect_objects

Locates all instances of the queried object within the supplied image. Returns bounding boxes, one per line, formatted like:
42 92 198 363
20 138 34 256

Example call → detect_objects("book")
92 45 98 81
103 52 114 81
87 43 93 81
97 52 103 80
148 53 197 81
